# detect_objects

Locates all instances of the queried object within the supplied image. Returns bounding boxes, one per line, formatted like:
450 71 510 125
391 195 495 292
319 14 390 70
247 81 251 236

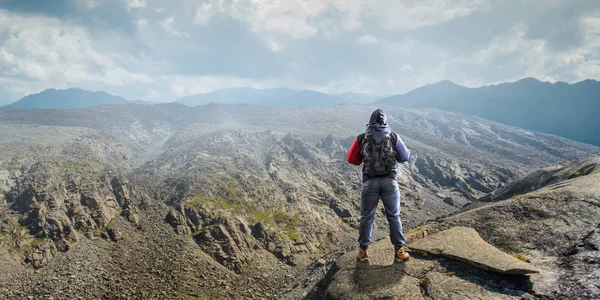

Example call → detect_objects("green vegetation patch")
286 228 299 240
187 194 304 241
512 253 531 262
250 211 270 223
569 165 599 179
185 175 304 240
186 194 250 211
17 237 51 252
50 159 102 172
272 211 302 227
251 210 303 240
93 226 109 234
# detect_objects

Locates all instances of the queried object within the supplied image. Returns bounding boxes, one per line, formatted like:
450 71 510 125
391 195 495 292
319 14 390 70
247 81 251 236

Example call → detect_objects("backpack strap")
358 133 375 176
390 132 398 147
357 133 366 146
366 134 376 171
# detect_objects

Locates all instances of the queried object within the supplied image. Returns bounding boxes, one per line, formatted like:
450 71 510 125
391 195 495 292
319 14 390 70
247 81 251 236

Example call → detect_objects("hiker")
346 109 411 263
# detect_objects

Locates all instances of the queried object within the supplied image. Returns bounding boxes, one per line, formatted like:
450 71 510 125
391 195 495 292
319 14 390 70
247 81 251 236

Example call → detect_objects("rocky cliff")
308 156 600 300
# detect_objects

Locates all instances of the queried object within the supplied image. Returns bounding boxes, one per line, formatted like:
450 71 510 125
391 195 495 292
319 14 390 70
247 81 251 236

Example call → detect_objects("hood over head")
365 109 391 141
369 109 387 125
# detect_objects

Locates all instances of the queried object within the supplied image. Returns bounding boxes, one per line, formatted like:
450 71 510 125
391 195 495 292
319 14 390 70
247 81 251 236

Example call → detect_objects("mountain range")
176 87 376 107
1 88 156 109
0 88 375 110
379 78 600 146
2 77 599 147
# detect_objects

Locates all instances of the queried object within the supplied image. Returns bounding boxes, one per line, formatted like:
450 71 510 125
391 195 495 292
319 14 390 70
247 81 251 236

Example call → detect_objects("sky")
0 0 599 104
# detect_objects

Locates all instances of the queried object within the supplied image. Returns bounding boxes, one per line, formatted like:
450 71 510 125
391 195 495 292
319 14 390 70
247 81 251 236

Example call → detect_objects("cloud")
267 40 284 53
127 0 146 11
357 35 378 45
191 0 487 40
1 0 600 104
183 0 486 67
523 1 600 51
450 16 600 84
159 16 189 37
194 2 217 26
160 16 175 32
572 15 600 80
0 0 138 34
227 0 321 40
0 10 152 101
136 18 148 27
192 0 319 39
370 0 490 30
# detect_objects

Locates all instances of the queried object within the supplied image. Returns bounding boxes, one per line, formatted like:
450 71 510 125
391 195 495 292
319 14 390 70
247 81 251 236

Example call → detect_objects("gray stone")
322 239 434 299
107 228 121 242
329 200 352 218
443 196 455 206
409 227 539 274
326 266 424 300
584 229 600 251
424 272 514 300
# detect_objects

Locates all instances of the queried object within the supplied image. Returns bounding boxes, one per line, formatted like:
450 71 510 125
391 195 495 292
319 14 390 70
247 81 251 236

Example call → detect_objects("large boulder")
315 237 533 299
404 170 600 299
193 216 259 273
423 172 600 256
409 226 539 274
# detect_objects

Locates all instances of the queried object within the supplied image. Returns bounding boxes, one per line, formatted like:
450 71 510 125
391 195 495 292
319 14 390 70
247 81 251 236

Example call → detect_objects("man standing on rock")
346 109 411 263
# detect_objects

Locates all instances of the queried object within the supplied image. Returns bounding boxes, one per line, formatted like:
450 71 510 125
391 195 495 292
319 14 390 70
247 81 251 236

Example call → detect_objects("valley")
1 103 599 299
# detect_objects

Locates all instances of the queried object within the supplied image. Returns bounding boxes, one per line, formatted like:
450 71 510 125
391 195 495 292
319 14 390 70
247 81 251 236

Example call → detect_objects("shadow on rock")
414 251 534 297
353 260 407 292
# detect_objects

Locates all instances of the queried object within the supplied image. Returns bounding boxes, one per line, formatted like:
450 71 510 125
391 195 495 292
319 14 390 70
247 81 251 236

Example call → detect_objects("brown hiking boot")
395 245 410 262
356 248 369 261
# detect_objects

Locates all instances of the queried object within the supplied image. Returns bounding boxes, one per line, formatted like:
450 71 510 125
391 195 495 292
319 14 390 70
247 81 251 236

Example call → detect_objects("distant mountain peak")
378 76 600 146
432 79 461 86
417 79 467 91
1 88 134 110
515 77 544 85
38 87 110 95
402 79 468 96
576 79 600 86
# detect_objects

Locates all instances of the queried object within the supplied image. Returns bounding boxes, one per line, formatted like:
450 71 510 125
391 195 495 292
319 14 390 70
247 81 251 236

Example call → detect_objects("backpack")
360 132 397 176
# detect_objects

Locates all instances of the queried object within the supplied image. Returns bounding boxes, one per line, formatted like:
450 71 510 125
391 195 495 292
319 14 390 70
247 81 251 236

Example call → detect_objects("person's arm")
394 134 410 163
346 137 362 165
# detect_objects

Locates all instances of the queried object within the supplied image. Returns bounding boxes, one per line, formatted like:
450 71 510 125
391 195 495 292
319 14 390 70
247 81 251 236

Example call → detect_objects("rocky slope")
0 103 599 299
478 155 600 202
308 156 600 299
